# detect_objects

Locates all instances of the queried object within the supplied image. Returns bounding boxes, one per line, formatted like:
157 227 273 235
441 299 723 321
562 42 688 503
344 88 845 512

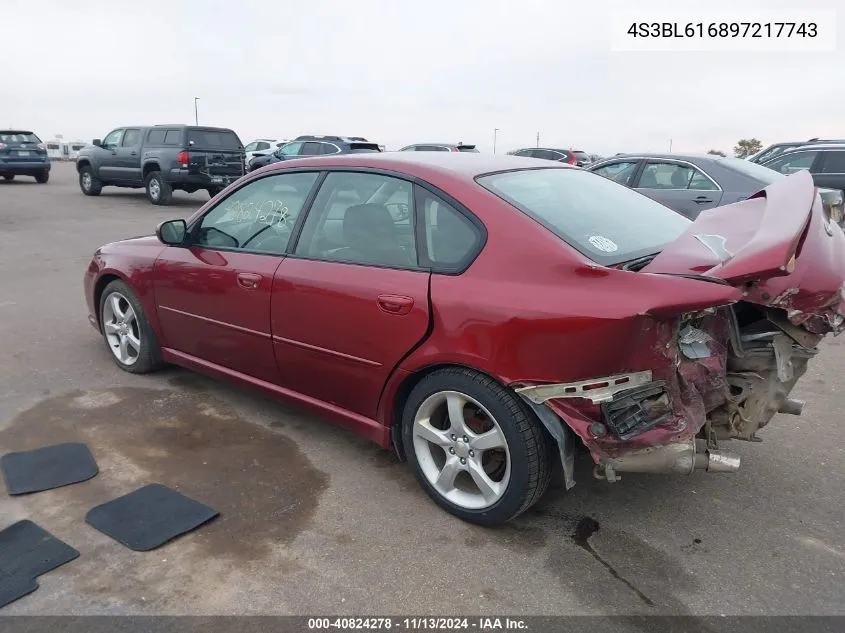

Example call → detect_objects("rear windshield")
477 167 691 265
187 129 242 150
0 131 40 143
348 143 381 153
717 156 784 185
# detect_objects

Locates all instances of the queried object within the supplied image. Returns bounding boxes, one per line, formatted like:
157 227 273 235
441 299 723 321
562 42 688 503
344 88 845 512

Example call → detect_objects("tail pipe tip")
778 398 805 416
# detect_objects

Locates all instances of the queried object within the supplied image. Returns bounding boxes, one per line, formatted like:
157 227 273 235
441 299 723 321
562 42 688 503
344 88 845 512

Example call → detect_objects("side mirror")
156 219 187 246
92 139 102 147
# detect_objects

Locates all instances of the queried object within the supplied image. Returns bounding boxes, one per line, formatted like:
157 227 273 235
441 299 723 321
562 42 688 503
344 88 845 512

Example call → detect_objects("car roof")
789 143 845 151
0 129 35 134
260 151 574 179
595 152 721 163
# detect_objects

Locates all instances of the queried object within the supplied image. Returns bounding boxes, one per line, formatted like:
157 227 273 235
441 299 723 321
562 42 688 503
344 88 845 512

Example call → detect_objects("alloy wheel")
102 292 141 365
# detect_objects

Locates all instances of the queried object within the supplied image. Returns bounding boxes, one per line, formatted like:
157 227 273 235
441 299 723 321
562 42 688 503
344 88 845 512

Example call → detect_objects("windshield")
0 131 40 144
476 167 691 265
717 156 784 185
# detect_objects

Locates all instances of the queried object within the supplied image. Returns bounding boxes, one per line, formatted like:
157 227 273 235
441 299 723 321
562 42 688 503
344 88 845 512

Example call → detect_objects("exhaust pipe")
598 438 740 479
778 398 804 416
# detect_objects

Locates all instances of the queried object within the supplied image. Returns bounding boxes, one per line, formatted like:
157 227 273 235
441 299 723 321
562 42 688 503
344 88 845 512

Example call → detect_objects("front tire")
98 280 164 374
79 166 102 195
145 171 172 205
35 170 49 184
401 367 554 526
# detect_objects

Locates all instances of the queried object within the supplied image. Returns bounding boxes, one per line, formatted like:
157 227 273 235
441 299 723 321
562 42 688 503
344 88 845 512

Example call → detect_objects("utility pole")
669 138 673 152
493 128 499 154
194 97 200 125
536 132 540 147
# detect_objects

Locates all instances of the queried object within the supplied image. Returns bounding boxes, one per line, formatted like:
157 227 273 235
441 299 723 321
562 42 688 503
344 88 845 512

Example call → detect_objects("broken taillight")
177 150 190 167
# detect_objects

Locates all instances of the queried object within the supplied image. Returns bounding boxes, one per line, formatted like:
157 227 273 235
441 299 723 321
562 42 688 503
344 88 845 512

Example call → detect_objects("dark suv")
0 130 51 183
397 142 479 152
76 125 245 205
760 143 845 194
247 135 382 172
508 147 590 166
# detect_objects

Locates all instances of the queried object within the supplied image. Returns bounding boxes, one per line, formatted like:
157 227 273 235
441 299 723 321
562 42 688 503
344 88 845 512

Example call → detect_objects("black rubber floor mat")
0 520 79 609
1 442 99 496
85 483 219 552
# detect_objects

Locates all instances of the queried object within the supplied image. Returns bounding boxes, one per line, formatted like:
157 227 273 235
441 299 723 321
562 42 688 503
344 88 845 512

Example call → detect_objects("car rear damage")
512 170 845 488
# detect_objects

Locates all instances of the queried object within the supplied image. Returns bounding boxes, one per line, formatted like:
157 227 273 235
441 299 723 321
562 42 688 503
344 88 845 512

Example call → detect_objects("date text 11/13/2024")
626 22 818 38
308 617 528 630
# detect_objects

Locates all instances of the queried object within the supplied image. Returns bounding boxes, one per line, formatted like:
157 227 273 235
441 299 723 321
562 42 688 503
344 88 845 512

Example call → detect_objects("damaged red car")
83 153 845 525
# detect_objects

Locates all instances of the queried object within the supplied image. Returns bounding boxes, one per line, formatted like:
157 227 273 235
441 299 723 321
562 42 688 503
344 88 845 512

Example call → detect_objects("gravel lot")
1 163 844 616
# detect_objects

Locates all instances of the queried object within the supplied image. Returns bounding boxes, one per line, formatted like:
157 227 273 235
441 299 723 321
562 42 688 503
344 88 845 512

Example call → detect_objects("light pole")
669 138 673 152
194 97 200 125
493 128 500 154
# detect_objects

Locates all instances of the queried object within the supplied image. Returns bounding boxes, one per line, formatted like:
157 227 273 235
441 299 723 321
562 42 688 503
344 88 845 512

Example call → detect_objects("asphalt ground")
0 163 843 616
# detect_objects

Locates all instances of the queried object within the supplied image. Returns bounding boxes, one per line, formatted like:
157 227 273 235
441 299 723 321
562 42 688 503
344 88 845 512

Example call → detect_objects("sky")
4 0 843 156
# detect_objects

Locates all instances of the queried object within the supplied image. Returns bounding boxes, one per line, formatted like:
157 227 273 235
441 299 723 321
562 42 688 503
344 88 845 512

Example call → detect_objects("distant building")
45 138 88 160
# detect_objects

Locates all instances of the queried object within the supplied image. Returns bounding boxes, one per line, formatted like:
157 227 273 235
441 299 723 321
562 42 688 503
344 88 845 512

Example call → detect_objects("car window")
244 142 258 152
163 130 181 145
820 151 845 174
0 132 40 143
187 129 241 150
592 161 639 186
688 170 719 191
320 143 341 155
256 142 270 151
753 145 794 164
294 172 417 268
102 129 123 148
300 142 322 156
147 129 166 144
418 189 480 270
638 162 698 189
764 151 819 174
477 167 691 266
278 142 302 156
121 129 141 147
513 149 534 157
194 172 319 254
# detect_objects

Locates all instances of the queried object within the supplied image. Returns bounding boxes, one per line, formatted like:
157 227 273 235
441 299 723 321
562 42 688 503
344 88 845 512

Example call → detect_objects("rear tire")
145 171 172 205
35 171 49 184
401 367 554 526
79 166 102 195
98 279 164 374
3 175 14 181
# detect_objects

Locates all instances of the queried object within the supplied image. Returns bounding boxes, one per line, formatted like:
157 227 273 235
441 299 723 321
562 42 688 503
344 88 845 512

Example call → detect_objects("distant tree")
734 138 763 158
707 149 726 157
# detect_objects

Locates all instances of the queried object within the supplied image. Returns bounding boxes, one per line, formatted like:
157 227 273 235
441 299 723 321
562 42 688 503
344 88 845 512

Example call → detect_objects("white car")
243 138 288 164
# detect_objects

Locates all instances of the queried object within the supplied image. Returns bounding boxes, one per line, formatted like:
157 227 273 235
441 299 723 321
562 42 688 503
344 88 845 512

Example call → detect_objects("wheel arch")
92 273 126 331
142 161 161 178
384 361 518 460
76 159 91 172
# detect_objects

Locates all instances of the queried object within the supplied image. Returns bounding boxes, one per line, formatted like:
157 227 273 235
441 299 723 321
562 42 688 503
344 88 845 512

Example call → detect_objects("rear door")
813 150 845 191
272 170 430 419
185 128 246 184
634 160 723 219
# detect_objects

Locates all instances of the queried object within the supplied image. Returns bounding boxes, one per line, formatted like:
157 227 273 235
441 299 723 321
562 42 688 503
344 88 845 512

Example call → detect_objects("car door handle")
377 294 414 315
236 272 262 289
693 196 713 203
130 151 137 156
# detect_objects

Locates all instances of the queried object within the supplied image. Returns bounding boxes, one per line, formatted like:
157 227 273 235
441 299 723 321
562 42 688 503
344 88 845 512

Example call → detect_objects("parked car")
760 143 845 193
508 147 590 166
76 125 245 205
0 130 50 183
588 152 844 222
83 153 845 525
398 142 479 153
747 138 845 164
244 138 287 164
247 135 382 172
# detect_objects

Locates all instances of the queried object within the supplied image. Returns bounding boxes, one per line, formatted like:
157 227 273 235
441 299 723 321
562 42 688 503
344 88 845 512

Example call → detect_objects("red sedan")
84 152 845 525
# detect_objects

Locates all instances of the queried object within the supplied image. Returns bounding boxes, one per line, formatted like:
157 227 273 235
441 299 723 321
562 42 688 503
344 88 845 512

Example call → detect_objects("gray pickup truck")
76 125 245 205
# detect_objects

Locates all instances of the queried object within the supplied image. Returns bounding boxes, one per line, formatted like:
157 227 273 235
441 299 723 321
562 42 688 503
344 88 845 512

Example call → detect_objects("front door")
272 170 431 418
153 169 322 382
112 127 143 184
97 128 125 181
